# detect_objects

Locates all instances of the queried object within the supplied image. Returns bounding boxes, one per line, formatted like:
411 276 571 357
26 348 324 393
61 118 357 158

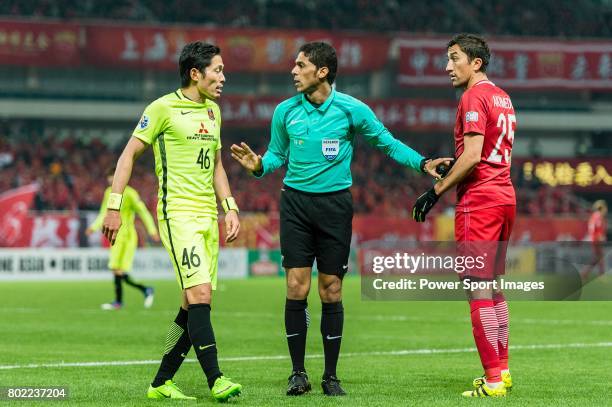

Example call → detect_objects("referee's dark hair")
447 33 490 73
179 42 221 87
298 42 338 85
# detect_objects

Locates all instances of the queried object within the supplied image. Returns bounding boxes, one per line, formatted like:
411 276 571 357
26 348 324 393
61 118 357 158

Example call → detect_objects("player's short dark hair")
447 33 490 73
179 42 221 87
106 166 115 177
298 42 338 85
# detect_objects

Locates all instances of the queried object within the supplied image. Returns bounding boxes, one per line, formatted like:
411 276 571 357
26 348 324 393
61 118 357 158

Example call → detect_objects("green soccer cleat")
462 382 507 398
473 371 513 391
211 376 242 402
147 380 196 400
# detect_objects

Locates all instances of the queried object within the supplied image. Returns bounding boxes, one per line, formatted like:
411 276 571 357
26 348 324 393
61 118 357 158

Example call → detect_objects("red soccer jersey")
588 211 607 242
454 80 517 212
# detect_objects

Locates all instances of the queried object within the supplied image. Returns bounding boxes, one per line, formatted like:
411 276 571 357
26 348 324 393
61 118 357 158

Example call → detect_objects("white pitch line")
3 308 611 327
1 342 611 371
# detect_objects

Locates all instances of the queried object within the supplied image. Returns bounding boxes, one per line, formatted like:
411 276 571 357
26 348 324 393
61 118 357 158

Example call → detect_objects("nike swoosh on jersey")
286 333 300 338
325 335 342 340
198 343 216 350
185 270 199 279
181 110 193 115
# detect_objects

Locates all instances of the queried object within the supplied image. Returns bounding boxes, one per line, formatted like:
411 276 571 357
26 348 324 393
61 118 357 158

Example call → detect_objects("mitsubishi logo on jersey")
188 121 215 141
198 122 208 134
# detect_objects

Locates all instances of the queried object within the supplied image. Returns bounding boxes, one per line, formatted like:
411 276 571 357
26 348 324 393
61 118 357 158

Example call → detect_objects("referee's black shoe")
286 371 311 396
321 375 346 396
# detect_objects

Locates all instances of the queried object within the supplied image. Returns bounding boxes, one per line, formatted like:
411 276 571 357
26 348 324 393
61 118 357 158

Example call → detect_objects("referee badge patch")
208 108 215 121
322 139 340 160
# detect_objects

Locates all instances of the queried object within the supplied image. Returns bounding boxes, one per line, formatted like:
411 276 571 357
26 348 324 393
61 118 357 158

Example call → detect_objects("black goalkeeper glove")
412 187 439 222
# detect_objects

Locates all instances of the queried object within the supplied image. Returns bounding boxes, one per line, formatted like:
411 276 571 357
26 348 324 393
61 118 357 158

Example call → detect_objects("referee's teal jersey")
256 89 424 193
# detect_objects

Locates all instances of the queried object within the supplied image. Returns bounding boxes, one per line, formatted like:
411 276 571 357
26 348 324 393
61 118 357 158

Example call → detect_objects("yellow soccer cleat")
462 382 507 398
473 371 512 391
211 376 242 402
147 380 196 400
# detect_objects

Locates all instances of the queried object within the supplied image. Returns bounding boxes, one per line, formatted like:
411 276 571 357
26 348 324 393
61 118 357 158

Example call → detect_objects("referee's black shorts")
280 185 353 277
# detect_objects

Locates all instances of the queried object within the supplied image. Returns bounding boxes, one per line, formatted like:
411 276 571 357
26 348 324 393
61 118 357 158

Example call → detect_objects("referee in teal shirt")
231 42 449 397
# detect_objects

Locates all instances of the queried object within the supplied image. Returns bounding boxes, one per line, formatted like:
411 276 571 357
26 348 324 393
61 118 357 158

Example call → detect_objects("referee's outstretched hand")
423 157 454 180
230 142 263 174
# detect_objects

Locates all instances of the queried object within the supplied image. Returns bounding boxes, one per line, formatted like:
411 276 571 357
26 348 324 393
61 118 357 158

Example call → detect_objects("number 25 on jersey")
488 113 516 164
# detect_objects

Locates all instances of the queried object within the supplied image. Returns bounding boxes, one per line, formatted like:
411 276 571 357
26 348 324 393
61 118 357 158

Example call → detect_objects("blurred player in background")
86 166 158 310
101 42 242 402
231 41 449 397
413 34 516 397
581 200 608 280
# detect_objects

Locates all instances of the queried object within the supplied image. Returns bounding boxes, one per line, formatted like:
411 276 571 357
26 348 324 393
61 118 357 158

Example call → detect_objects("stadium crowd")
0 129 589 217
2 0 611 38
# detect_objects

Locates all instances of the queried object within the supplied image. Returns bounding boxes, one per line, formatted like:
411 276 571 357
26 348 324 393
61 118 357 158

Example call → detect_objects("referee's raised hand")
230 142 262 174
422 157 455 180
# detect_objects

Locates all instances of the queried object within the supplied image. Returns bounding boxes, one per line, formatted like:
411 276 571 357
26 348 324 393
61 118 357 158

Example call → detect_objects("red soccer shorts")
455 205 516 279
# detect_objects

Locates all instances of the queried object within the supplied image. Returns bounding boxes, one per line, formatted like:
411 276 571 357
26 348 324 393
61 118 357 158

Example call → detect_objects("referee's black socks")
321 301 344 378
152 307 191 387
285 298 309 372
188 303 222 389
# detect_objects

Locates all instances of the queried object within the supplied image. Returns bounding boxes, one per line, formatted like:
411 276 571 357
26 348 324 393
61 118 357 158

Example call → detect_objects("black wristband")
420 158 429 173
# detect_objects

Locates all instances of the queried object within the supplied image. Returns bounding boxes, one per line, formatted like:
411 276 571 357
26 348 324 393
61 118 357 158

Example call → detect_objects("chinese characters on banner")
519 159 612 189
2 19 611 90
0 21 81 66
84 25 389 72
398 38 612 89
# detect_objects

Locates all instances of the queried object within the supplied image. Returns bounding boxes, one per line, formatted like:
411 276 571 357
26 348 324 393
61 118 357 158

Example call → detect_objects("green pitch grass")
1 277 611 406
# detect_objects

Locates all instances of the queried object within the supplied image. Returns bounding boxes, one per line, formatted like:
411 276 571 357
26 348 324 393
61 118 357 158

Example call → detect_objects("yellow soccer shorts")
108 227 138 272
159 216 219 290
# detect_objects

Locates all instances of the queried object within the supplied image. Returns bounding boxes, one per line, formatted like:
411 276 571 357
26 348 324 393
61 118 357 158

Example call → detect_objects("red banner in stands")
219 95 456 130
84 24 389 72
2 212 591 248
397 37 612 89
0 184 38 247
0 20 82 67
511 217 588 242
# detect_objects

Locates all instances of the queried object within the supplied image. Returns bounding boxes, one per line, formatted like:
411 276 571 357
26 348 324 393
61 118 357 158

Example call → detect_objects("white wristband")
107 193 123 210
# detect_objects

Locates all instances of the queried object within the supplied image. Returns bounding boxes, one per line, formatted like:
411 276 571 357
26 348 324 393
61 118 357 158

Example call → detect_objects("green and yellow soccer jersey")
132 90 222 220
89 185 158 237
